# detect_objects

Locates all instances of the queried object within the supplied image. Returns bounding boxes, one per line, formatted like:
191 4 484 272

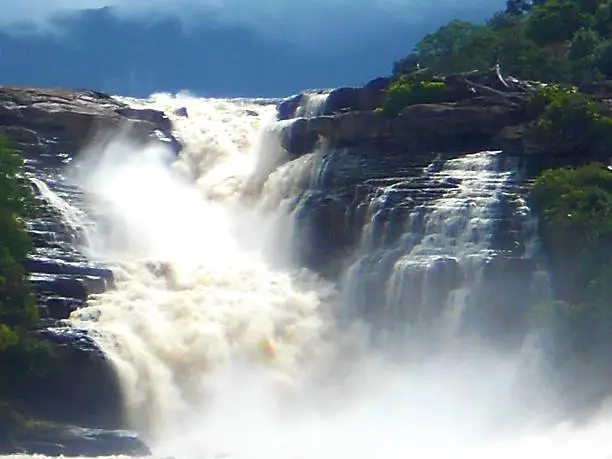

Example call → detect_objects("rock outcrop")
0 86 180 166
277 69 607 175
9 425 150 457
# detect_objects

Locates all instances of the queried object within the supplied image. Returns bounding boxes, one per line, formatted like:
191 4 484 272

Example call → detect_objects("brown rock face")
282 98 525 158
0 86 180 163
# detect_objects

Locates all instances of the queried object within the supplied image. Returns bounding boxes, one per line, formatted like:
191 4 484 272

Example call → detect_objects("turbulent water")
9 91 612 459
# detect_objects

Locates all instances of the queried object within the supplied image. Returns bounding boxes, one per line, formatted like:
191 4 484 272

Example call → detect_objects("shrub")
531 165 612 305
0 136 52 397
528 84 612 152
382 76 448 116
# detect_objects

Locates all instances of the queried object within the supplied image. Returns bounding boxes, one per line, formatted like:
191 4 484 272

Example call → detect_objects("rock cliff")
273 69 609 346
0 86 179 165
280 69 611 174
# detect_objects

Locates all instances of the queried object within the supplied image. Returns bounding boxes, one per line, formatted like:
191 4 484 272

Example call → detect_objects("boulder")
323 86 385 114
0 86 182 165
364 76 391 91
173 106 189 117
277 94 303 120
114 106 172 133
17 327 126 430
276 85 386 120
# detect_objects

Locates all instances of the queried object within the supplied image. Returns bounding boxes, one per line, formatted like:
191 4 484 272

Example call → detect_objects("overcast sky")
0 0 504 96
2 0 502 49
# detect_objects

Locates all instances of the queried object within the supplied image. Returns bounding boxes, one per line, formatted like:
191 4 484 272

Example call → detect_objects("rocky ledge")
279 68 612 175
0 85 180 166
6 424 150 457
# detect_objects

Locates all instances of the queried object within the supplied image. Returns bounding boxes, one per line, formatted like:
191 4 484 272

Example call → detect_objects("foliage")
381 76 448 115
529 165 612 371
506 0 548 15
527 84 612 152
394 21 499 76
393 0 612 85
0 136 52 397
524 0 592 46
531 165 612 250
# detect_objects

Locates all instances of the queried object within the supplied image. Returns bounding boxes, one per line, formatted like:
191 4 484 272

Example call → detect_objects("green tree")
594 0 612 36
525 0 593 46
568 28 600 60
0 136 51 396
394 20 499 75
0 136 37 330
595 39 612 76
531 165 612 301
528 85 612 154
394 0 612 85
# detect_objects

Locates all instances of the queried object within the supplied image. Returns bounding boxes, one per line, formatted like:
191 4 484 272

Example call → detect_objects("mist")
154 348 612 459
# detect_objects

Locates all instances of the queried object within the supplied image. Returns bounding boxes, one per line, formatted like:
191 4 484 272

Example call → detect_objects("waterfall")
64 93 338 443
342 151 518 343
23 91 611 459
294 92 329 118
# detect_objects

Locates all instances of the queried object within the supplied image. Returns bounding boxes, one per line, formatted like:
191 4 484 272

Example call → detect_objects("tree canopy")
393 0 612 86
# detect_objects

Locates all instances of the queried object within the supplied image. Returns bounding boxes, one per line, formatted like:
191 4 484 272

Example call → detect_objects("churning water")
12 92 612 459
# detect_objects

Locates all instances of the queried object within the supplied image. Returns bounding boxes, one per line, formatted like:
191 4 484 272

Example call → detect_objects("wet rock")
18 327 126 430
283 99 523 158
10 425 150 457
0 85 182 165
364 76 391 91
277 93 303 120
24 258 114 283
38 296 85 320
115 106 172 133
281 118 319 157
324 86 385 114
173 106 189 117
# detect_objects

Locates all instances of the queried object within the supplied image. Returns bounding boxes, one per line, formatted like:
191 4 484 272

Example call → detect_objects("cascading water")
341 151 532 345
13 91 612 459
294 92 329 118
60 93 339 444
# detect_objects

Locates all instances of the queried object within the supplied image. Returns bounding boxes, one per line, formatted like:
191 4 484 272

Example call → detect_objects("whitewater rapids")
12 91 612 459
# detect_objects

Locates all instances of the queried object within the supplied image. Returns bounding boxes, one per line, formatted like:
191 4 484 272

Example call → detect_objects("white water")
17 93 612 458
294 92 329 118
385 152 511 332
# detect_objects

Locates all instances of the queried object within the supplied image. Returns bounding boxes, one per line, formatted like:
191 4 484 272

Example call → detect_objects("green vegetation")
393 0 612 86
530 165 612 358
0 136 51 442
380 76 448 115
527 84 612 153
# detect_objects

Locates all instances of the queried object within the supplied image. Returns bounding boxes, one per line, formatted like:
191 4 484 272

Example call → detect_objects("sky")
0 1 505 97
